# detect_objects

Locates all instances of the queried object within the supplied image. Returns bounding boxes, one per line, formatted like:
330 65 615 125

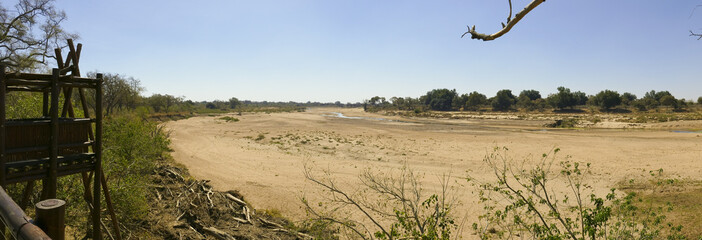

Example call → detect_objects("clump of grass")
546 118 578 128
255 134 265 141
587 116 602 124
218 116 240 122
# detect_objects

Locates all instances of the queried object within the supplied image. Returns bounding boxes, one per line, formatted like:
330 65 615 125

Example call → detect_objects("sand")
165 107 702 237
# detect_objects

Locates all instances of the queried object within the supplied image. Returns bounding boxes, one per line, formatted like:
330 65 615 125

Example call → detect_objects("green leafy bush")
102 114 171 225
471 147 685 240
218 116 240 122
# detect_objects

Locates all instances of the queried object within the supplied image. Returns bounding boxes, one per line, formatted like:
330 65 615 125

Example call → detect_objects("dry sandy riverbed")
165 107 702 237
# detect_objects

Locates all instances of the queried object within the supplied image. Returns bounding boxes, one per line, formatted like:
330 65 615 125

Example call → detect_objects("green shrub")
103 114 171 225
218 116 240 122
546 118 579 128
471 147 686 240
591 90 621 110
492 89 516 111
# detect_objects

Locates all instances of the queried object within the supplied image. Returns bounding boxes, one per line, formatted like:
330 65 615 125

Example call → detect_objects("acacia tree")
0 0 76 71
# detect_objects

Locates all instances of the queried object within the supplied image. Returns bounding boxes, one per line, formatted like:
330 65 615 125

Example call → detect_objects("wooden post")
0 64 6 187
0 65 7 240
35 199 66 240
92 73 103 239
42 91 49 117
48 68 59 199
101 171 122 240
20 181 35 210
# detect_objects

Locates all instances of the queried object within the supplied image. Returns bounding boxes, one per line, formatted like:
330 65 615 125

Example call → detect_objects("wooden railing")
0 186 51 240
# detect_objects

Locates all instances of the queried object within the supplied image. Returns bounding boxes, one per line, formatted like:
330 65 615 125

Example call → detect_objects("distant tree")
422 89 458 111
517 90 542 111
518 90 541 101
0 0 77 71
464 91 487 111
492 89 516 111
591 90 621 110
547 87 578 110
85 72 143 116
643 90 673 102
620 92 637 106
148 94 182 113
368 96 388 106
632 98 657 111
573 91 588 106
454 93 469 111
698 96 702 105
390 97 404 109
659 95 678 109
228 97 240 109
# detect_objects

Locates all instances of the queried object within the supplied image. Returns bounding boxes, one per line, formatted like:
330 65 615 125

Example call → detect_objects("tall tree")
0 0 76 71
547 86 578 110
86 72 143 116
492 89 516 111
591 90 621 110
422 89 458 111
465 91 488 110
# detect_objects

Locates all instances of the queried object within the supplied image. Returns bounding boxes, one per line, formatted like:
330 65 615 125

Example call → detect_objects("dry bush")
302 162 458 240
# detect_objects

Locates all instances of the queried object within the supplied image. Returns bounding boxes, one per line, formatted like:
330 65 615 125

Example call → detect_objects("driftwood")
152 164 307 239
203 227 237 240
225 193 247 206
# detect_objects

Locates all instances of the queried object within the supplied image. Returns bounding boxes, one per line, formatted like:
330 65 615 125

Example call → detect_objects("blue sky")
54 1 702 102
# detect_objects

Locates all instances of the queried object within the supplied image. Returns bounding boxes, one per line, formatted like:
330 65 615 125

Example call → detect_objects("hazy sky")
54 1 702 102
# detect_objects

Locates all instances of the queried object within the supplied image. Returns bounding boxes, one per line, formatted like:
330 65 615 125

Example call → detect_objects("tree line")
364 87 701 112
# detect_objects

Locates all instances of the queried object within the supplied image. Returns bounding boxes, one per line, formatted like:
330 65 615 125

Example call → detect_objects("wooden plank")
3 72 52 81
5 153 95 170
4 79 51 87
5 118 92 126
5 141 93 154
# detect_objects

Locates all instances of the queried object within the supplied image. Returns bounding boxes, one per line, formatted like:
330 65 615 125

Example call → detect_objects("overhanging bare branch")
691 30 702 40
462 0 545 41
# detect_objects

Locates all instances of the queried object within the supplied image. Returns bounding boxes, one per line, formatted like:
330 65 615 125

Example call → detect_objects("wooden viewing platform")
0 40 119 240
